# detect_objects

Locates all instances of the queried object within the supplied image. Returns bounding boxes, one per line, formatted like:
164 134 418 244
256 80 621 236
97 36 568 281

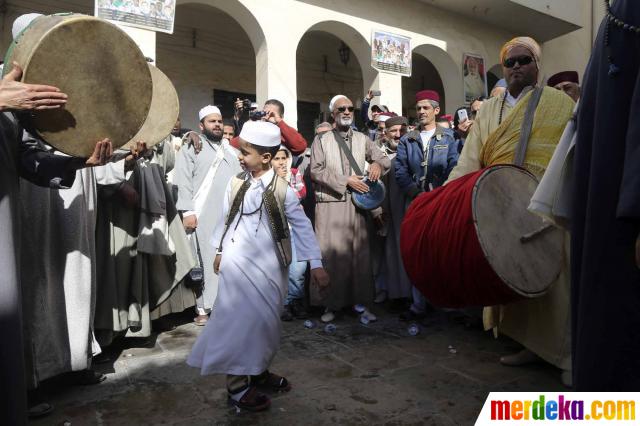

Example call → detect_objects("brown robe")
310 129 390 310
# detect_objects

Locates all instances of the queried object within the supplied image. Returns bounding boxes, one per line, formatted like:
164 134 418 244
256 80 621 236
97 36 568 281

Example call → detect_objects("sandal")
193 315 208 326
228 386 271 412
255 371 292 393
28 401 54 419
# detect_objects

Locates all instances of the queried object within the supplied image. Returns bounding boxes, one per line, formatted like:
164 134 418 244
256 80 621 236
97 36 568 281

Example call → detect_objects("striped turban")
499 37 542 70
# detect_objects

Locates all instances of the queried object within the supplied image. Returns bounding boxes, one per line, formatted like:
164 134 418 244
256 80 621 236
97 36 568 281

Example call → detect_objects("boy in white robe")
187 121 329 411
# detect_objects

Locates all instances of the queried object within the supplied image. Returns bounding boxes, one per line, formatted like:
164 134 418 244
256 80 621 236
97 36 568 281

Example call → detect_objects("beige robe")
310 130 390 310
448 92 571 371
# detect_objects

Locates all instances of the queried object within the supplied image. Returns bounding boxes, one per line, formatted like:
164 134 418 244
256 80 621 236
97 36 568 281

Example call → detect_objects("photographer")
230 98 307 155
361 89 389 140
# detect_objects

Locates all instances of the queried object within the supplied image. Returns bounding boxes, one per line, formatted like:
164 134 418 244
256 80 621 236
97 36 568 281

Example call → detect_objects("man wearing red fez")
395 89 459 321
547 71 580 102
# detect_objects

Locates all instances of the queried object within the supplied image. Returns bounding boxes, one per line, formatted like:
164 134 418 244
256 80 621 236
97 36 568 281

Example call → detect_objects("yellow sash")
480 87 575 179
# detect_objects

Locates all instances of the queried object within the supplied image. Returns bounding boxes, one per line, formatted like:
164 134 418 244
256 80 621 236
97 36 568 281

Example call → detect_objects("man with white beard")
310 95 390 323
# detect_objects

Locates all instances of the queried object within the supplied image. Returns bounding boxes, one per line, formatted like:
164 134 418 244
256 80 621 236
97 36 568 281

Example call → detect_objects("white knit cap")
329 94 348 112
12 13 42 39
198 105 221 121
239 121 281 147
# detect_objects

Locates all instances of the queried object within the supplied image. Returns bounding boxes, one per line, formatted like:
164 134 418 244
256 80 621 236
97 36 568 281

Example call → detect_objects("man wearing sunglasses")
310 95 390 324
444 36 575 386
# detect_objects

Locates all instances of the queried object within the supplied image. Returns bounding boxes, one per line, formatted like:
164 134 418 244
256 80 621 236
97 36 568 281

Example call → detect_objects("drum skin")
122 64 179 150
400 165 563 308
4 14 152 157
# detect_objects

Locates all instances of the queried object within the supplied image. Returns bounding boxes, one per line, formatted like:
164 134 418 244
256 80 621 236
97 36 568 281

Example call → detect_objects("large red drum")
400 165 563 308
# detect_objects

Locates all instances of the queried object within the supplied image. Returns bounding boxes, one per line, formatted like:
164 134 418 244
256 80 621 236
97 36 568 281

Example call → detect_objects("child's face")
271 150 288 175
238 139 271 172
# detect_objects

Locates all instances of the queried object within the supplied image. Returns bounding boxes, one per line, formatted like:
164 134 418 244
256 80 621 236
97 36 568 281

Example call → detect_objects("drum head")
472 166 563 298
123 64 179 150
352 178 386 210
9 15 152 157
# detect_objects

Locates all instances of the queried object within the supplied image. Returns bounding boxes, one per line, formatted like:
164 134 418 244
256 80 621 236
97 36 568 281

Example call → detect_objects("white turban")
239 121 281 147
329 95 348 112
198 105 221 121
378 115 390 123
12 13 43 40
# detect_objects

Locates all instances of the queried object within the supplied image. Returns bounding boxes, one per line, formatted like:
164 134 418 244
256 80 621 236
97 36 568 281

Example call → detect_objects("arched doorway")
487 64 503 94
402 53 444 123
295 21 371 143
296 31 365 142
158 1 264 130
404 44 461 122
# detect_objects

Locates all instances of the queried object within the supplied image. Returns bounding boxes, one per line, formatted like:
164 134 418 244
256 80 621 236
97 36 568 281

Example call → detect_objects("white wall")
2 0 595 129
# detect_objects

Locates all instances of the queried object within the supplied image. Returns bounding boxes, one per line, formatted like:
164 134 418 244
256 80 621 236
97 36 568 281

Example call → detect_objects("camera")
242 99 252 110
250 110 267 121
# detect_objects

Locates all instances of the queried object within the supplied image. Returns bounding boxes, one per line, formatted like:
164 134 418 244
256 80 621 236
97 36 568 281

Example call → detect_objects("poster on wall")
462 53 488 104
371 30 412 77
95 0 176 34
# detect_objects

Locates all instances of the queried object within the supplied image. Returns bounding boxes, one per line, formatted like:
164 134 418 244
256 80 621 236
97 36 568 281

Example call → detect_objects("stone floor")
32 308 564 426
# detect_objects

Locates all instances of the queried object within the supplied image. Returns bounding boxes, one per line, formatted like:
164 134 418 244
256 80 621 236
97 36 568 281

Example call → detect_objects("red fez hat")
547 71 579 87
415 90 440 103
438 114 453 122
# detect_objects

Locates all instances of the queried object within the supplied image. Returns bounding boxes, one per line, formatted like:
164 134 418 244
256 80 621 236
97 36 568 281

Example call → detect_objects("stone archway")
295 20 371 140
402 53 445 122
162 0 268 129
411 43 462 115
487 64 504 94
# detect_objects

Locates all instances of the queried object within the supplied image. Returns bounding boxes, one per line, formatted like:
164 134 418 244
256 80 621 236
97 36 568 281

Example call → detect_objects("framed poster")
95 0 176 34
462 53 488 104
371 30 412 77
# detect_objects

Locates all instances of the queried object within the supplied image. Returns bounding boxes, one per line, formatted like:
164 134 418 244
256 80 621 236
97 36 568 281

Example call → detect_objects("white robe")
174 137 241 310
187 169 322 375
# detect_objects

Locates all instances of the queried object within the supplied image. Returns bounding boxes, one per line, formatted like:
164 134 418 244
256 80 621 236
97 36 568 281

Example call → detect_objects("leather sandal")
228 386 271 412
256 371 292 393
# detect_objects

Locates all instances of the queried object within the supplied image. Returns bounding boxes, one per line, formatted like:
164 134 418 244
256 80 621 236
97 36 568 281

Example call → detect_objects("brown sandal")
256 371 292 393
228 386 271 412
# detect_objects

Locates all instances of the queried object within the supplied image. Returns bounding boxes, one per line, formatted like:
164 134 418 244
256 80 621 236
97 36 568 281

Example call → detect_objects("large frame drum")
400 165 563 308
4 13 152 157
123 64 179 150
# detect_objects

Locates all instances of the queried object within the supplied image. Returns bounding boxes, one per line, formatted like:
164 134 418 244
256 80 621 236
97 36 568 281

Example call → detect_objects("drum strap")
333 129 364 176
513 87 544 167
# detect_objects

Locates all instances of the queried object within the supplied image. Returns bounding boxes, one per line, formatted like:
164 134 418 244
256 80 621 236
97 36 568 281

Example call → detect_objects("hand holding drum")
0 62 67 111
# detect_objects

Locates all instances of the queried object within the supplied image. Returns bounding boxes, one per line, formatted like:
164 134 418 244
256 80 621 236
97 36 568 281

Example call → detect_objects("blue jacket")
395 126 459 199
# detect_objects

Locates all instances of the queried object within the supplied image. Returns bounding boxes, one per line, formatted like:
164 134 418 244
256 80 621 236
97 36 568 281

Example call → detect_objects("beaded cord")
604 0 639 76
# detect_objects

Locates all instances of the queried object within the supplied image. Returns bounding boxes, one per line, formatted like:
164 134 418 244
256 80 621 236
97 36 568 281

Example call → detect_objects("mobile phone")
371 90 381 97
457 108 469 122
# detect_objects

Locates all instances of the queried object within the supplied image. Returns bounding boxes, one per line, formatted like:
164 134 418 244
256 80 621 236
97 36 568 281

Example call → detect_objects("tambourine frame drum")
351 177 386 211
4 13 153 157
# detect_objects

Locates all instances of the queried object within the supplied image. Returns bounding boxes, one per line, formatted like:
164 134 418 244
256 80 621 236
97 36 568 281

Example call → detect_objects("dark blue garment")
395 126 459 199
571 0 640 390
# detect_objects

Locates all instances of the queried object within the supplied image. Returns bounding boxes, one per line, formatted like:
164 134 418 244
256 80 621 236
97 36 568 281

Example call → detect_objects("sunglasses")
336 106 355 113
503 55 534 68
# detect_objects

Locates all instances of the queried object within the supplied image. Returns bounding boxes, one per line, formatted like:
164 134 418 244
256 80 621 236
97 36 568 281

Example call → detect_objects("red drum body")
400 165 563 308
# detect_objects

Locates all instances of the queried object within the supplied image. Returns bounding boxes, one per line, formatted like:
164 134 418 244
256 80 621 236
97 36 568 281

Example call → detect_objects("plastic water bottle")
303 320 316 329
360 314 370 325
324 323 337 334
408 323 420 336
354 304 366 314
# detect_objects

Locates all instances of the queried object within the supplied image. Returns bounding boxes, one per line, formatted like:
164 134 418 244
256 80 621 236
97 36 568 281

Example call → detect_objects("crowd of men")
2 1 640 422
